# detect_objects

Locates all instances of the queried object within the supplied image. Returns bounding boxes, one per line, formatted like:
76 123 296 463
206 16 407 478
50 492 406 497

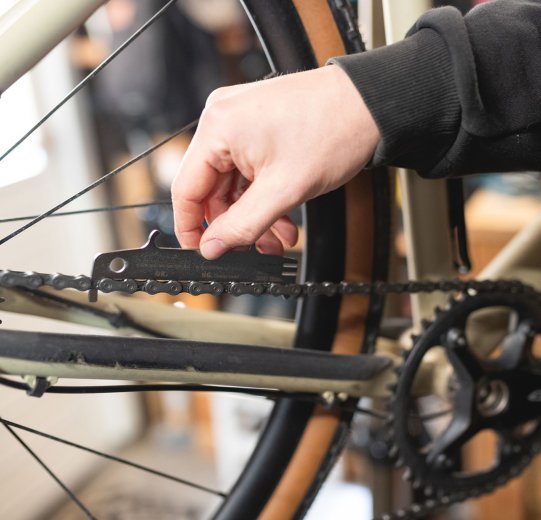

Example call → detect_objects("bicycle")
2 1 541 519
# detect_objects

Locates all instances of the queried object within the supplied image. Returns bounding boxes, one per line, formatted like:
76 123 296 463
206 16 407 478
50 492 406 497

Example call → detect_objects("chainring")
391 291 541 514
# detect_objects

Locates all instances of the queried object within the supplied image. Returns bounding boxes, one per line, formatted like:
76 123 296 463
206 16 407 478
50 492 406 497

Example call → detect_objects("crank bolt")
476 379 509 417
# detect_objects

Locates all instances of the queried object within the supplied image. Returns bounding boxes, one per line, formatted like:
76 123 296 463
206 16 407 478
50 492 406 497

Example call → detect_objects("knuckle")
205 86 232 107
200 99 229 129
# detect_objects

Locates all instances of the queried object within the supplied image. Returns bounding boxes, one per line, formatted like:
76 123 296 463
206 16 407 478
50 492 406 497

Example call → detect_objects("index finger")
172 148 220 249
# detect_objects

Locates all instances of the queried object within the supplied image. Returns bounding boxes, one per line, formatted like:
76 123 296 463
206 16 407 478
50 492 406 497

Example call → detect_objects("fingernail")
201 238 226 259
257 241 281 255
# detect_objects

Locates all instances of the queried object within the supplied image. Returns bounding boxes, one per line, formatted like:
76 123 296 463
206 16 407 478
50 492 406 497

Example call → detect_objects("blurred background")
1 0 541 519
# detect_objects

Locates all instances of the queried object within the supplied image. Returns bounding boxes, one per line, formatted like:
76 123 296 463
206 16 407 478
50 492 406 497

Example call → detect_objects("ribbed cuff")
329 29 460 173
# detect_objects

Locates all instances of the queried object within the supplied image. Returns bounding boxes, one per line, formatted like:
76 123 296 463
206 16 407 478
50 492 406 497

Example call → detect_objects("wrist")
327 64 380 167
330 30 460 174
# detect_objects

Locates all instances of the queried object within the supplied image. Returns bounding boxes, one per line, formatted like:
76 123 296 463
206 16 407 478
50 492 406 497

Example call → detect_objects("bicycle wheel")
0 1 391 518
216 2 391 518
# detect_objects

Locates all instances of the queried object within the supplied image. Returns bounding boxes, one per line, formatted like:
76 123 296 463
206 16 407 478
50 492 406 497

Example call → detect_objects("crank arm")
0 329 392 398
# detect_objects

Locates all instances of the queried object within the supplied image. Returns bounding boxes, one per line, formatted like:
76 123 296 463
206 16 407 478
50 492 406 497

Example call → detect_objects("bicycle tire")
215 1 391 518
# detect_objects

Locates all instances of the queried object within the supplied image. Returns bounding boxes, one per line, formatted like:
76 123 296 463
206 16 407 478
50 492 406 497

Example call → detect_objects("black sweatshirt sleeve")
330 0 541 178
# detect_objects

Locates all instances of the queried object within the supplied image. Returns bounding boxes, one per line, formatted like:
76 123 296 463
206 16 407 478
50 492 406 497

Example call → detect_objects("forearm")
331 0 541 178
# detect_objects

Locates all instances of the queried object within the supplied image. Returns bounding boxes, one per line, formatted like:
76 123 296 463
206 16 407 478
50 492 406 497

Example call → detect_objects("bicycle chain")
0 269 537 300
1 269 541 519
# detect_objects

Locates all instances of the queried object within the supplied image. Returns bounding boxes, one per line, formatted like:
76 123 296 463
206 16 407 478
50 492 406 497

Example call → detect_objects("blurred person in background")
74 0 268 248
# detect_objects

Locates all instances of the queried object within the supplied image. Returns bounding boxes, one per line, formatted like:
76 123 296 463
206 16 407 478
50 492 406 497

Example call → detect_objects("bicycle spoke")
416 408 453 422
352 405 453 422
0 201 172 224
0 417 227 499
0 0 177 163
2 420 96 519
352 405 387 420
0 119 198 247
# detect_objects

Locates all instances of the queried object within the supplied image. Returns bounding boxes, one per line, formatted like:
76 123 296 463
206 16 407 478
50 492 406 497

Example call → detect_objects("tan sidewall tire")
260 3 377 517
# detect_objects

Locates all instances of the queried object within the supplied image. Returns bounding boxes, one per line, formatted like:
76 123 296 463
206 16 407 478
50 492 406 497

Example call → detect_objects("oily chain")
1 269 541 520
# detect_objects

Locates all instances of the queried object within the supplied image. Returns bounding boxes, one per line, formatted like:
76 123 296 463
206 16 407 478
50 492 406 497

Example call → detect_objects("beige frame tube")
0 0 106 92
382 0 456 328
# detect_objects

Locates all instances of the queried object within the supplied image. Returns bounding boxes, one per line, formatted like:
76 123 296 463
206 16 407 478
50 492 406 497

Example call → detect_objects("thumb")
200 176 294 259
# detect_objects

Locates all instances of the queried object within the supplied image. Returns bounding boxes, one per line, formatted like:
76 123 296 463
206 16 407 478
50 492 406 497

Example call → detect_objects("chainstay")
0 269 539 299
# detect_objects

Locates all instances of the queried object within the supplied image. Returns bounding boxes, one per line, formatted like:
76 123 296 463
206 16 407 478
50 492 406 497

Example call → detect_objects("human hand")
171 65 380 259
